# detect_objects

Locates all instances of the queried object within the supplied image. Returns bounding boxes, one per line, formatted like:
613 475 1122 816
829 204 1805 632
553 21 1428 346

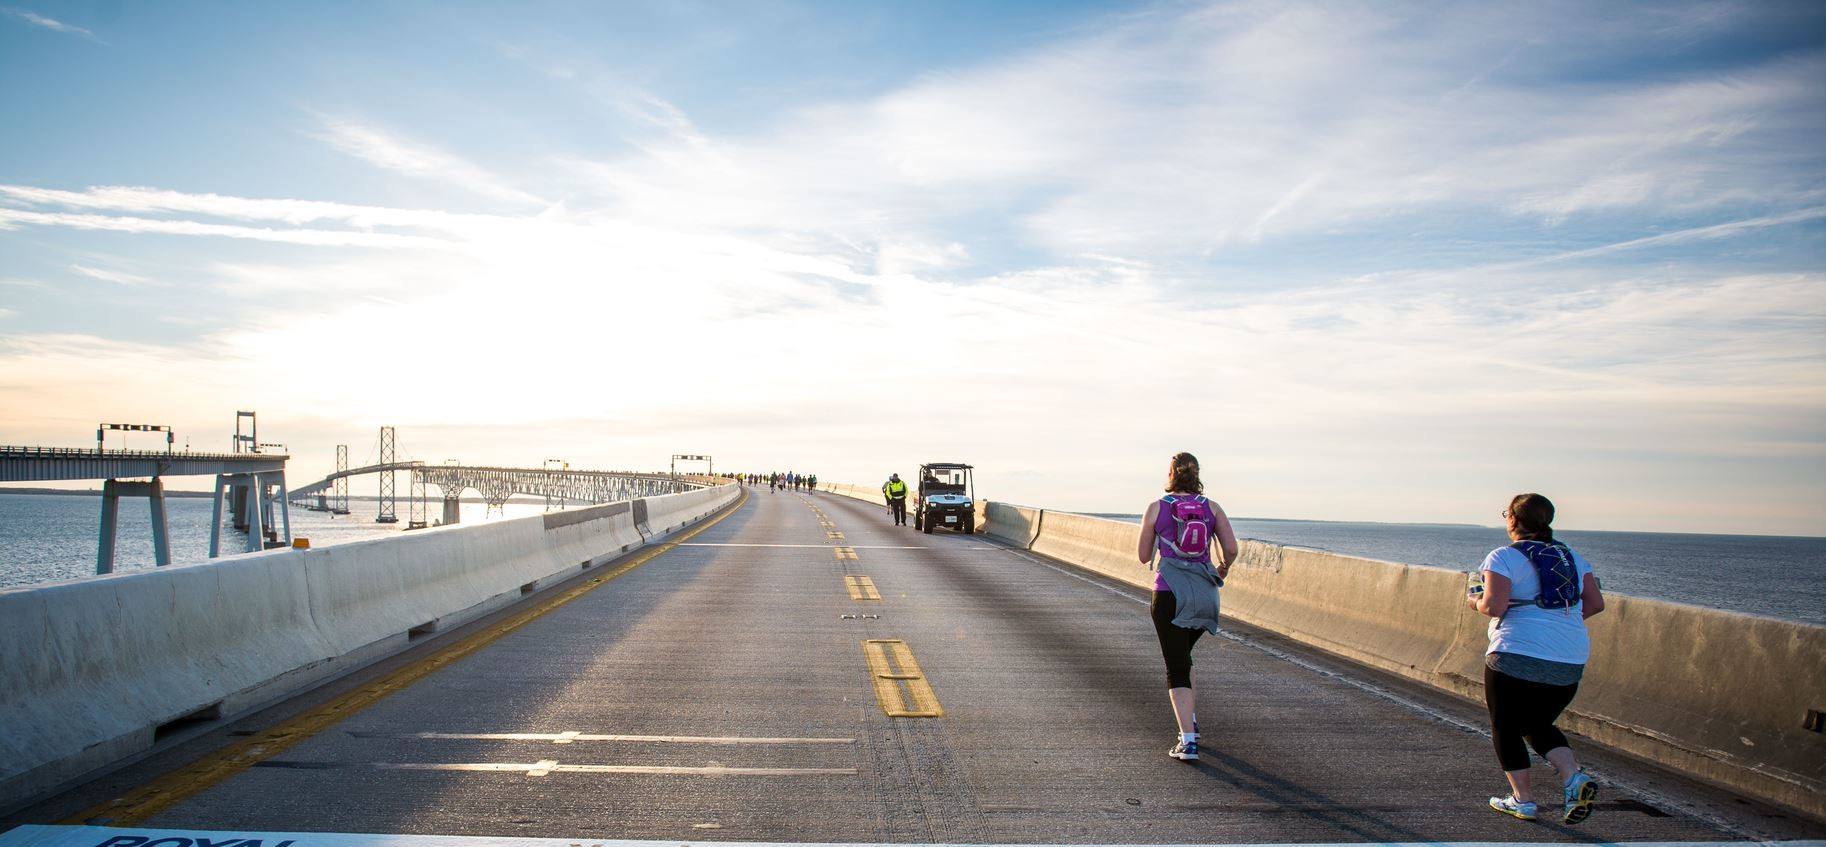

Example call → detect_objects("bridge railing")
1 445 285 461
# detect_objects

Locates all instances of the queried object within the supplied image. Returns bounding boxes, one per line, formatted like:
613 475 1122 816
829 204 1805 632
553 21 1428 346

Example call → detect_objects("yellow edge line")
64 486 751 826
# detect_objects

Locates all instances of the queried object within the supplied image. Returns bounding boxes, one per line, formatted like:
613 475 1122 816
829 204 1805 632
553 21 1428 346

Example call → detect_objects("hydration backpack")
1159 495 1213 560
1509 540 1581 609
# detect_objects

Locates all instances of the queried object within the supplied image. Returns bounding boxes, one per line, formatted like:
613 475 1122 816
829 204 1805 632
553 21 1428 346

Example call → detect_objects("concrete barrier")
1000 506 1826 821
0 480 737 813
983 502 1040 548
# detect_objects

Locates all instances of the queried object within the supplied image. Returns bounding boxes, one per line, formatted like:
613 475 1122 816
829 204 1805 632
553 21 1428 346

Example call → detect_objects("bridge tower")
407 470 427 530
376 426 398 524
333 444 351 514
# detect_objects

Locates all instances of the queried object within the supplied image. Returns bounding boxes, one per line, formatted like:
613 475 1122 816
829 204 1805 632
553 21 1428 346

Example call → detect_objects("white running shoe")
1562 771 1597 824
1488 794 1538 821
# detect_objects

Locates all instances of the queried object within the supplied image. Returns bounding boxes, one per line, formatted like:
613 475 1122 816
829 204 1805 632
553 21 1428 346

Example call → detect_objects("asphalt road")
16 488 1823 842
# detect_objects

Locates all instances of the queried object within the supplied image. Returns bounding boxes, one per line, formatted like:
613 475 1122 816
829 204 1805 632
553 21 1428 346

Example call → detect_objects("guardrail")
1 445 286 461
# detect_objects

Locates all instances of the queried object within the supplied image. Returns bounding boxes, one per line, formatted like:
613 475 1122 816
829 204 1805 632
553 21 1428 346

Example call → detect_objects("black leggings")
1484 664 1577 771
1151 590 1204 689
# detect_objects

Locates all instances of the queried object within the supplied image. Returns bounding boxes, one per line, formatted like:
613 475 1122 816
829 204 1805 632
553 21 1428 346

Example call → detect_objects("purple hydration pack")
1156 494 1214 561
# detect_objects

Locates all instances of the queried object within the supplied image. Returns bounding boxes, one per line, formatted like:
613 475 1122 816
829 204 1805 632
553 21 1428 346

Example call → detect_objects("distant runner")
1469 493 1605 825
1134 452 1236 763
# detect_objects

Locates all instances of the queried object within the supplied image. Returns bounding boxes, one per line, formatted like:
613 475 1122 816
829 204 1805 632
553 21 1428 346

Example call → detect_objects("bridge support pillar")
97 477 171 574
209 471 291 557
442 497 462 526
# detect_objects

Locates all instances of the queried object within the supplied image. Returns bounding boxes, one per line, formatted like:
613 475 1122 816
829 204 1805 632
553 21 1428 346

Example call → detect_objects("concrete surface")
0 483 737 813
9 488 1819 842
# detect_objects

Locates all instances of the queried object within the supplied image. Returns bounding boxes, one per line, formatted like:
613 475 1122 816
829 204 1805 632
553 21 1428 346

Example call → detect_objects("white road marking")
2 824 1817 847
373 762 857 776
679 543 930 549
359 732 855 745
988 542 1764 841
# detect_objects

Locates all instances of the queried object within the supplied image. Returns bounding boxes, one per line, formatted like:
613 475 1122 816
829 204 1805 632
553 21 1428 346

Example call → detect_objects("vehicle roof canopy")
919 462 973 470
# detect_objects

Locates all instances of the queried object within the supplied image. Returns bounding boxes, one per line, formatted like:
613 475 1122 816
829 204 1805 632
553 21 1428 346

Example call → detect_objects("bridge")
1 480 1821 846
287 461 688 526
0 444 291 570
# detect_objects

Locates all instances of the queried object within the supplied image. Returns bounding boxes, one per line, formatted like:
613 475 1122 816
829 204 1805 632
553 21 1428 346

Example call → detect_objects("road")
11 487 1821 842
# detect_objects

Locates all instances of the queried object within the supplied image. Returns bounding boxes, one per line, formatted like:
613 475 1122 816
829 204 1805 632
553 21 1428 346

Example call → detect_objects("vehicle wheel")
922 513 934 534
964 516 976 534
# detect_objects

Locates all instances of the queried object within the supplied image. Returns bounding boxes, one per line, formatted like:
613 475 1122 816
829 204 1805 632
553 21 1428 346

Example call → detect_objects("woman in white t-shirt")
1467 493 1606 825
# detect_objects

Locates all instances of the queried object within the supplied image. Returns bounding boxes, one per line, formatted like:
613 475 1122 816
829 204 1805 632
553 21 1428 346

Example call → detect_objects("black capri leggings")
1484 664 1577 771
1151 590 1204 689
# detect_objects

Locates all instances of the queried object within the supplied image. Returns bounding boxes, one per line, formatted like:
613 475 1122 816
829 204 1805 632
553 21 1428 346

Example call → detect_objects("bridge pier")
442 496 462 526
96 477 171 574
210 471 292 557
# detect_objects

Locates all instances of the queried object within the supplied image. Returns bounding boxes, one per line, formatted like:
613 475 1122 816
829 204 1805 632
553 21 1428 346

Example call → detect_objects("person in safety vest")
883 473 909 526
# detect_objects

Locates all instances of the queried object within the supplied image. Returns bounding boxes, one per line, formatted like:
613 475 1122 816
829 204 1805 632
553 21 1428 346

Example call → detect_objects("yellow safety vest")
886 480 907 498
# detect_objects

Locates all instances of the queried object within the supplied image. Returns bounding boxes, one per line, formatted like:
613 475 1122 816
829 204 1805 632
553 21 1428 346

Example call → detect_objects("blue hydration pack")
1509 540 1582 610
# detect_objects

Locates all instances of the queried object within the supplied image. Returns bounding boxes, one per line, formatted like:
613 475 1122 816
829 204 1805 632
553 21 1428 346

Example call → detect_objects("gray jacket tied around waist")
1156 555 1221 634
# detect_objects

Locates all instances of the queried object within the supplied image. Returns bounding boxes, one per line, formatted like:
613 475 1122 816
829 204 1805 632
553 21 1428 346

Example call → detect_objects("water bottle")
1466 570 1485 599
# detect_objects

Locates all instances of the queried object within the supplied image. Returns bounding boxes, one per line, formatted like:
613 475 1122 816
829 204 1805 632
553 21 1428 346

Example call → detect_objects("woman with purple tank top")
1135 452 1238 762
1124 452 1241 763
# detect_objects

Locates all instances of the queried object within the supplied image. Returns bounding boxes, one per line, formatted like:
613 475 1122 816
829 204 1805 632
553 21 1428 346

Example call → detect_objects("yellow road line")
827 530 844 540
832 546 857 561
64 487 751 826
844 575 881 601
861 639 943 718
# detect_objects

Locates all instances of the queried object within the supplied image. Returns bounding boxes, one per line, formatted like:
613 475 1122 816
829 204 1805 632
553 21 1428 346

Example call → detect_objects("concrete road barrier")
983 502 1041 548
1000 505 1826 821
0 480 737 814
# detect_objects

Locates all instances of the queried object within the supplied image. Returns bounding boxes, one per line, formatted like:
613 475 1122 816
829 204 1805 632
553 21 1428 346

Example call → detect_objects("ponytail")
1165 452 1203 494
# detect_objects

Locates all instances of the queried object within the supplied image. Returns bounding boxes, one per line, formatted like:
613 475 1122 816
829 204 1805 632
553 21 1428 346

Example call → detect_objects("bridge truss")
290 462 691 526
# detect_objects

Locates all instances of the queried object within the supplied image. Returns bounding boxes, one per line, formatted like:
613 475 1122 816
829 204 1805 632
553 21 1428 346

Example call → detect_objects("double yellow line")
862 639 944 718
65 487 750 826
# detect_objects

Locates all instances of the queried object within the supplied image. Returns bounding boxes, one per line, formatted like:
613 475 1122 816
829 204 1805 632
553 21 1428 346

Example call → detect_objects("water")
7 494 1823 626
0 493 558 589
1094 514 1826 626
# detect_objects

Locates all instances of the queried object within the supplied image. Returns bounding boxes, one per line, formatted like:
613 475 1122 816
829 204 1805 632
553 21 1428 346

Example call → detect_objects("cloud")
313 118 548 207
0 308 14 319
69 264 151 286
0 1 1821 533
1 6 98 40
0 207 453 250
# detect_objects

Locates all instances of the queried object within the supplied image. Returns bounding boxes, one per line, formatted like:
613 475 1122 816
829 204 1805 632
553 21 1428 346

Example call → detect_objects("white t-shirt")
1481 544 1595 665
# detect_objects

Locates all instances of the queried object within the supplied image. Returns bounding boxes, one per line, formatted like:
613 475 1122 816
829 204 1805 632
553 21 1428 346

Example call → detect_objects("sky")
1 1 1823 536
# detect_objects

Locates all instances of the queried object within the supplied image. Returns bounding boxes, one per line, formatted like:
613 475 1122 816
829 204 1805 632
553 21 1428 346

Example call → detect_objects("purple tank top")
1153 494 1214 591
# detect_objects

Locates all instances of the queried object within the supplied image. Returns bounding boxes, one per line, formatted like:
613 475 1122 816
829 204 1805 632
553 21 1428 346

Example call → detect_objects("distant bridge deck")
6 489 1820 842
0 445 286 482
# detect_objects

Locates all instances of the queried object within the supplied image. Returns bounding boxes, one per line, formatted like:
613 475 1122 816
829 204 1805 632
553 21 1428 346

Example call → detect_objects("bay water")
1096 513 1826 626
4 493 1821 626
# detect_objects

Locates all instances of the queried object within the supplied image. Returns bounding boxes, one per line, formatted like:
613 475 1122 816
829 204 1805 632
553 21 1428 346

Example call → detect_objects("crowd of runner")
723 471 818 492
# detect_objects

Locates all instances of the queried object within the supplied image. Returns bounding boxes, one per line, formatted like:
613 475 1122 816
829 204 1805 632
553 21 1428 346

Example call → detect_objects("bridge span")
289 462 689 526
3 485 1818 844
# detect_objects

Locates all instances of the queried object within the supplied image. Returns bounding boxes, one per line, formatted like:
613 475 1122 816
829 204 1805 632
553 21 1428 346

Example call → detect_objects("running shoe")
1169 739 1198 762
1562 771 1597 824
1488 795 1537 820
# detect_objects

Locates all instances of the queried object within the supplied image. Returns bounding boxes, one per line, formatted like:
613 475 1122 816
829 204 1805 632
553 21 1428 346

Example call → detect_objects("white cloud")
69 264 150 286
0 1 1821 533
1 6 97 40
313 118 548 207
0 207 453 250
